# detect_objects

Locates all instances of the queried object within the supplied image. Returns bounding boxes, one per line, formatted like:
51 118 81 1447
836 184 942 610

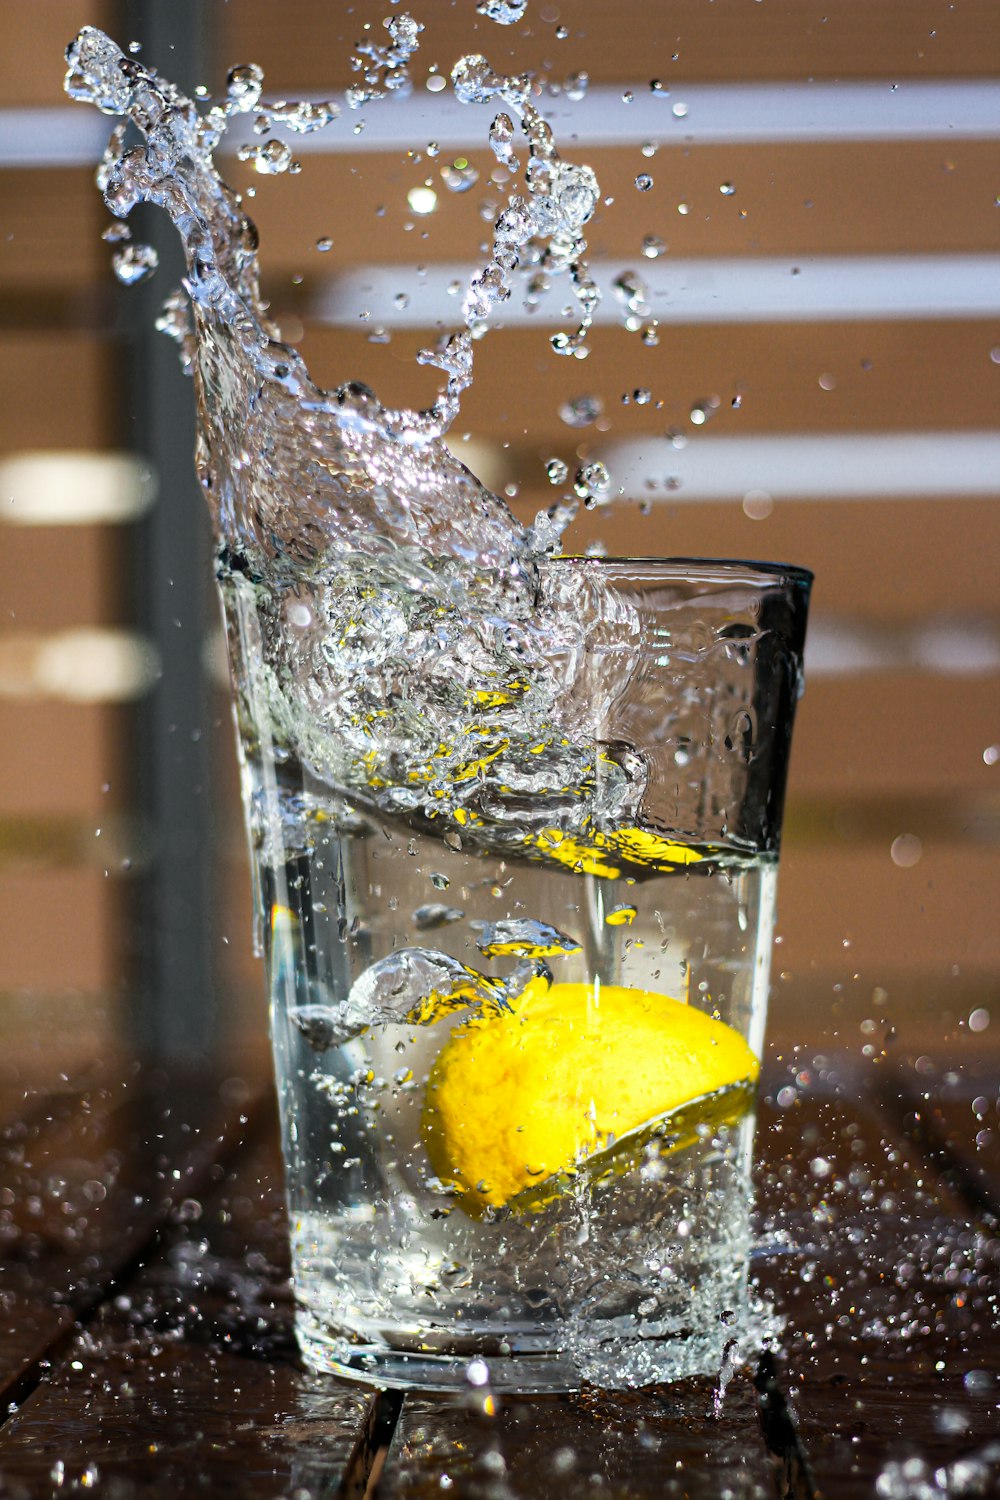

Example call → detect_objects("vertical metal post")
124 0 217 1062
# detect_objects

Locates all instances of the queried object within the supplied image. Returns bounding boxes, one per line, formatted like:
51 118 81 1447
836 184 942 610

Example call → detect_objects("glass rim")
551 554 814 587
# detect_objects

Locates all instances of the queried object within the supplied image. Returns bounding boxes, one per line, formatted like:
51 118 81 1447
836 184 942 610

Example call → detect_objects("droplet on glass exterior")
635 173 653 192
573 460 611 500
226 63 264 112
641 234 666 258
546 458 569 484
559 393 603 428
477 0 526 22
112 242 159 284
440 158 479 193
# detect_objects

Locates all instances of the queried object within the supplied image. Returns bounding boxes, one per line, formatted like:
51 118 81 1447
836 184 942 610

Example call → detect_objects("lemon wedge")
421 980 759 1214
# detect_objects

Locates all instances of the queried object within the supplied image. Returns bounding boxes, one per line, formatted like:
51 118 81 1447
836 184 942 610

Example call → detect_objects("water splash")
62 26 650 872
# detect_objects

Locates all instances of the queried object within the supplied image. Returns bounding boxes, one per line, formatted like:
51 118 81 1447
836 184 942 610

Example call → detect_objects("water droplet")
565 71 589 101
226 63 264 112
969 1007 990 1033
672 100 689 118
635 173 653 192
488 112 517 167
573 460 611 501
112 242 159 284
677 200 690 215
559 393 603 428
476 0 526 22
890 833 922 868
546 457 568 484
440 158 479 193
243 137 293 174
315 236 333 252
720 181 736 195
742 490 773 520
407 184 438 214
612 269 649 316
818 371 837 391
641 234 666 258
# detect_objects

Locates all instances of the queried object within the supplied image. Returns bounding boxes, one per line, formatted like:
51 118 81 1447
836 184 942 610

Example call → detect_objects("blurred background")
1 0 998 1091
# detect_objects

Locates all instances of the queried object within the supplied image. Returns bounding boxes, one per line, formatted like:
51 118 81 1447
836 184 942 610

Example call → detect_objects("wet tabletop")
0 1046 998 1499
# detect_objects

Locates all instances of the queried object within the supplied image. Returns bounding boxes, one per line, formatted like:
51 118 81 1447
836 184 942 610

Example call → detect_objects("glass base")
296 1316 739 1393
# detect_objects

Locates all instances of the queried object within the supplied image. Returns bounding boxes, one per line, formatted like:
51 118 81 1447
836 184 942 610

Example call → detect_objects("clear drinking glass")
222 555 812 1391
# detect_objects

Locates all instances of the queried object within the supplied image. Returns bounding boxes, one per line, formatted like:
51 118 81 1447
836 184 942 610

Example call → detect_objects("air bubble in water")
473 919 581 958
413 903 464 930
112 242 159 284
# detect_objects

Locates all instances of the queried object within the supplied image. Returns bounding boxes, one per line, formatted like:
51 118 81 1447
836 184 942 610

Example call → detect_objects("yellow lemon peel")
421 980 759 1215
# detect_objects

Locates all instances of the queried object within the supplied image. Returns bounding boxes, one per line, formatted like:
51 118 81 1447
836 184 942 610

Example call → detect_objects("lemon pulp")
421 981 760 1213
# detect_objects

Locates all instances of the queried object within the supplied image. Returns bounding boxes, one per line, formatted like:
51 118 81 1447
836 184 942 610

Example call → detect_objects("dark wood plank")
0 1100 374 1496
0 1066 258 1406
883 1045 1000 1221
380 1378 775 1499
754 1082 1000 1497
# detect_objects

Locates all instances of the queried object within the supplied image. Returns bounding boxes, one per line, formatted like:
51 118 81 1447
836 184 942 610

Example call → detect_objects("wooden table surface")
1 1045 998 1499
